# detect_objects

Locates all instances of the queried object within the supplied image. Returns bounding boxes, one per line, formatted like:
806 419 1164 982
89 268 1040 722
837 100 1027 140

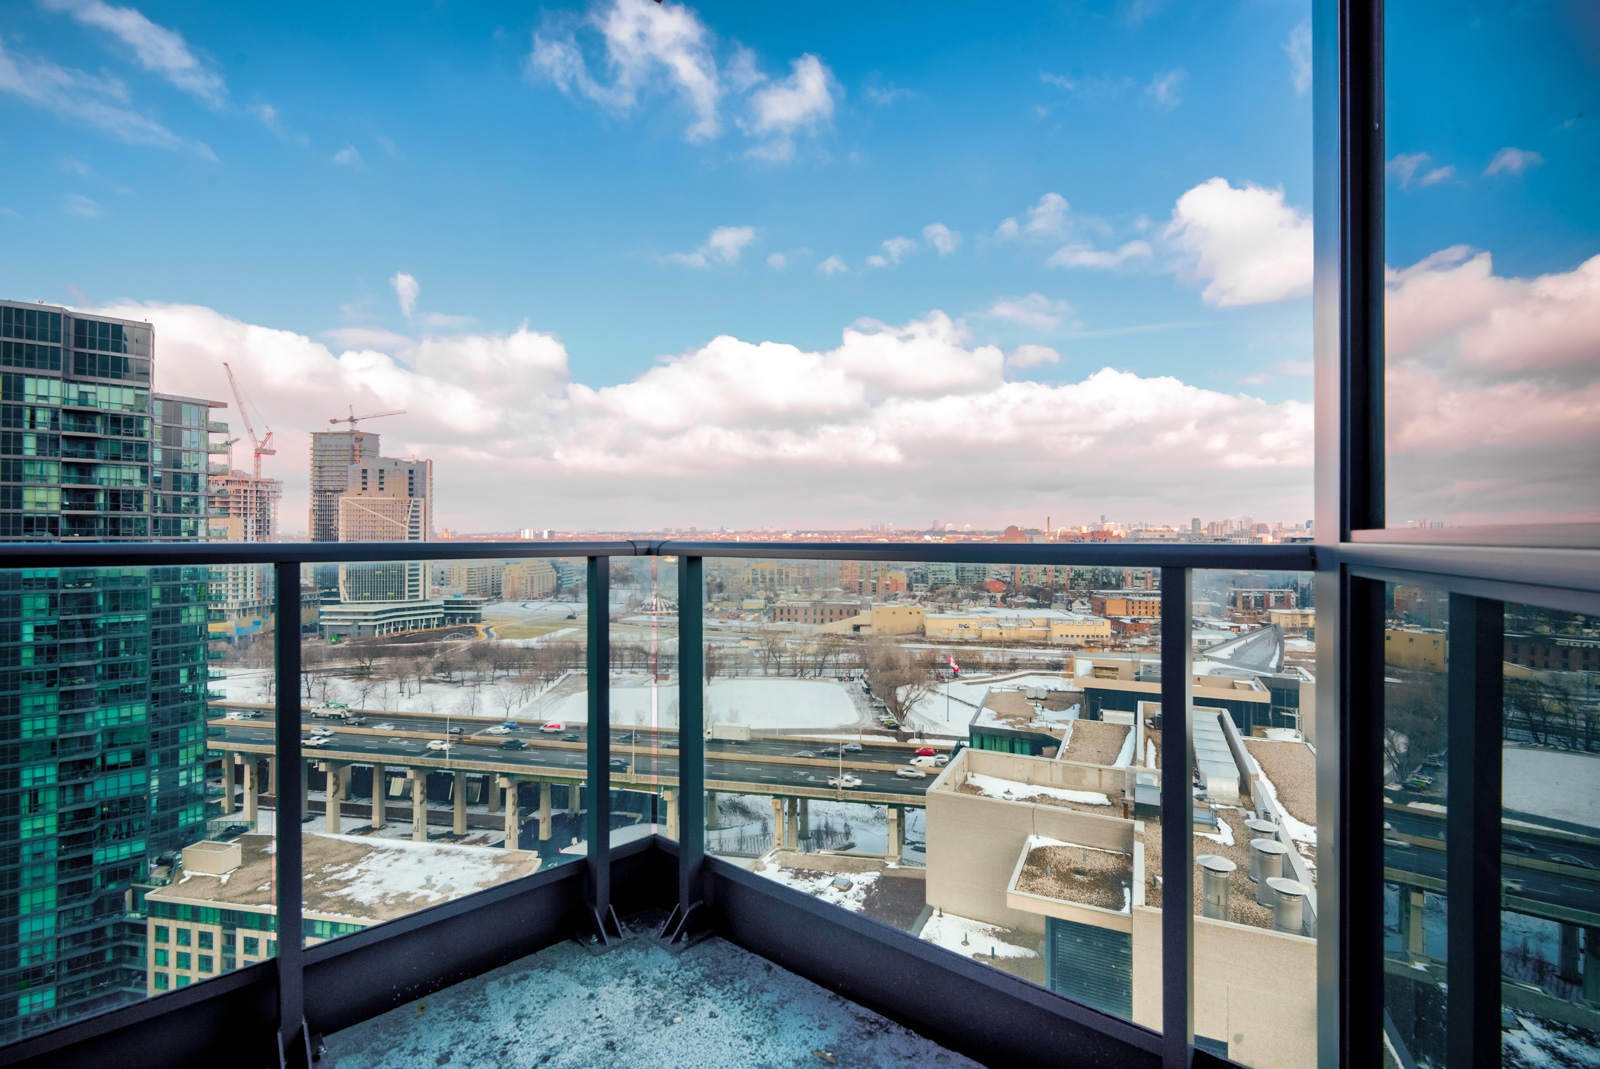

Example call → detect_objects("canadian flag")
947 655 960 675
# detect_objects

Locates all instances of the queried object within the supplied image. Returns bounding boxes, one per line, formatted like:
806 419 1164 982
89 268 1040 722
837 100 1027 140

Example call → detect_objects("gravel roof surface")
1016 842 1131 912
1244 739 1316 828
1062 721 1129 766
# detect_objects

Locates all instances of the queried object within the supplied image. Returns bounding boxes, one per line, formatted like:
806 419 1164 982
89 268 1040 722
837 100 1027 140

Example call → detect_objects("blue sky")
0 1 1592 530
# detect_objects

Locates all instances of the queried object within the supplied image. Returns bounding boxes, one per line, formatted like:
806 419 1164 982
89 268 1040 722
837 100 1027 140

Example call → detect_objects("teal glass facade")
0 301 219 1039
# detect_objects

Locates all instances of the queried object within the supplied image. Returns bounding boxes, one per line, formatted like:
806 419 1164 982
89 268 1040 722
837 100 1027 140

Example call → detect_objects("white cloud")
63 192 101 217
995 192 1071 241
1006 344 1063 369
982 293 1074 331
83 299 1316 530
0 32 207 155
527 0 838 160
666 224 756 268
1145 68 1185 109
743 53 838 161
391 273 420 319
817 255 847 276
923 222 960 255
1383 247 1600 523
320 327 415 351
1046 240 1152 270
528 0 721 141
418 312 475 329
1040 72 1075 90
865 84 911 106
44 0 226 106
766 252 787 270
1485 147 1544 176
866 236 918 269
1284 22 1311 95
1165 177 1313 307
1388 152 1454 189
332 144 363 167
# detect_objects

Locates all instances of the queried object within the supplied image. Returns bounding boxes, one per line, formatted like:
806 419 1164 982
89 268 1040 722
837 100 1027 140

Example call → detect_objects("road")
210 715 937 804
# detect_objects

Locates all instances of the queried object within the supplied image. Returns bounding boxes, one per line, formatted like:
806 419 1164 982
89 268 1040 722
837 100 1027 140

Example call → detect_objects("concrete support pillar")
371 763 387 831
501 778 522 851
798 798 810 840
1585 927 1600 1005
706 790 719 831
488 776 502 813
1559 923 1583 985
242 759 259 828
410 770 428 842
266 756 276 797
222 754 236 816
454 771 468 836
784 798 798 850
887 805 903 862
323 763 347 834
771 797 785 849
664 789 679 840
1404 889 1426 961
539 781 552 843
302 760 312 821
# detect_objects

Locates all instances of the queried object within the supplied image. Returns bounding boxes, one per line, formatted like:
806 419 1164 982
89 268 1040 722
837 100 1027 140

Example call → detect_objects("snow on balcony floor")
323 932 980 1069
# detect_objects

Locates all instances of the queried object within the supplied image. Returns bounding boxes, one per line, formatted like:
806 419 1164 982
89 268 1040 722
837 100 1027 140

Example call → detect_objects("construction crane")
328 405 406 427
222 362 276 478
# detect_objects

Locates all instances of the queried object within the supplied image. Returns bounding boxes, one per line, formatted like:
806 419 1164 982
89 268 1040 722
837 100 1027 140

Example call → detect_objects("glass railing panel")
699 555 1162 1027
1187 569 1319 1065
1381 582 1449 1066
0 563 274 1041
610 555 677 845
1500 602 1600 1061
293 556 588 950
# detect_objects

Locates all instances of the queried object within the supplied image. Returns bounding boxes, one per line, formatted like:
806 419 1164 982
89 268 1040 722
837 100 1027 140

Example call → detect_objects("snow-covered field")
758 863 881 911
1503 747 1600 828
217 668 869 731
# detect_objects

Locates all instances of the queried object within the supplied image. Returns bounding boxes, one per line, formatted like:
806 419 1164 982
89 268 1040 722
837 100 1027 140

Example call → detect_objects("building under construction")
310 429 382 541
337 455 433 603
207 471 284 640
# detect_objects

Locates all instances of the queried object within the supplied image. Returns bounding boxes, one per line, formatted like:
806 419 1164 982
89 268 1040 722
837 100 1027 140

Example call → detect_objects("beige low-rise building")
502 560 559 599
924 607 1111 644
924 748 1315 1069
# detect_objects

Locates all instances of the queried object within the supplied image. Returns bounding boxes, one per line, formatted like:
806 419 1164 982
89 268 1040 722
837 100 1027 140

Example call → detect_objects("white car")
310 726 333 737
303 735 331 747
895 767 927 779
373 723 396 731
539 722 565 734
485 726 512 735
827 775 863 790
426 740 453 752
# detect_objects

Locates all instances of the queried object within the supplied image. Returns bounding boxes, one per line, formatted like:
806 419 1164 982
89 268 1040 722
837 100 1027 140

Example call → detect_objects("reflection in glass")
1501 604 1600 1063
610 555 679 844
1381 584 1449 1066
1183 571 1320 1066
1383 2 1600 528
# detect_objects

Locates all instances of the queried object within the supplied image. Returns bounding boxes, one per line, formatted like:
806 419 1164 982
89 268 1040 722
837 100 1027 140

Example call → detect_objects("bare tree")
1505 676 1554 747
862 637 935 726
1382 681 1446 785
756 631 785 676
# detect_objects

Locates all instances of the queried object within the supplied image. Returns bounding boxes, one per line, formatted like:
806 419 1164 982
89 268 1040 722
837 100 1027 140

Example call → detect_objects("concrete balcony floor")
324 927 980 1069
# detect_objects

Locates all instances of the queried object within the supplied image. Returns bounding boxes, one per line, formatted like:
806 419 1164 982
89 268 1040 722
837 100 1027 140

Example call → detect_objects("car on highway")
818 748 842 758
446 727 465 735
373 723 395 731
426 740 453 752
499 739 529 751
540 722 565 734
225 711 261 720
791 750 818 759
616 733 640 742
1503 837 1537 855
485 724 516 735
914 747 937 756
895 767 927 779
827 775 863 790
304 736 331 747
1551 853 1598 869
310 726 333 737
609 758 629 771
909 755 949 768
562 734 580 742
842 742 862 753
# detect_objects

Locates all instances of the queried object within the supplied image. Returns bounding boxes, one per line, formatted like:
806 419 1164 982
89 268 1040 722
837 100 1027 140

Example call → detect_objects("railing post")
1159 568 1193 1068
582 555 622 947
659 555 708 948
1445 595 1503 1069
273 561 309 1068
